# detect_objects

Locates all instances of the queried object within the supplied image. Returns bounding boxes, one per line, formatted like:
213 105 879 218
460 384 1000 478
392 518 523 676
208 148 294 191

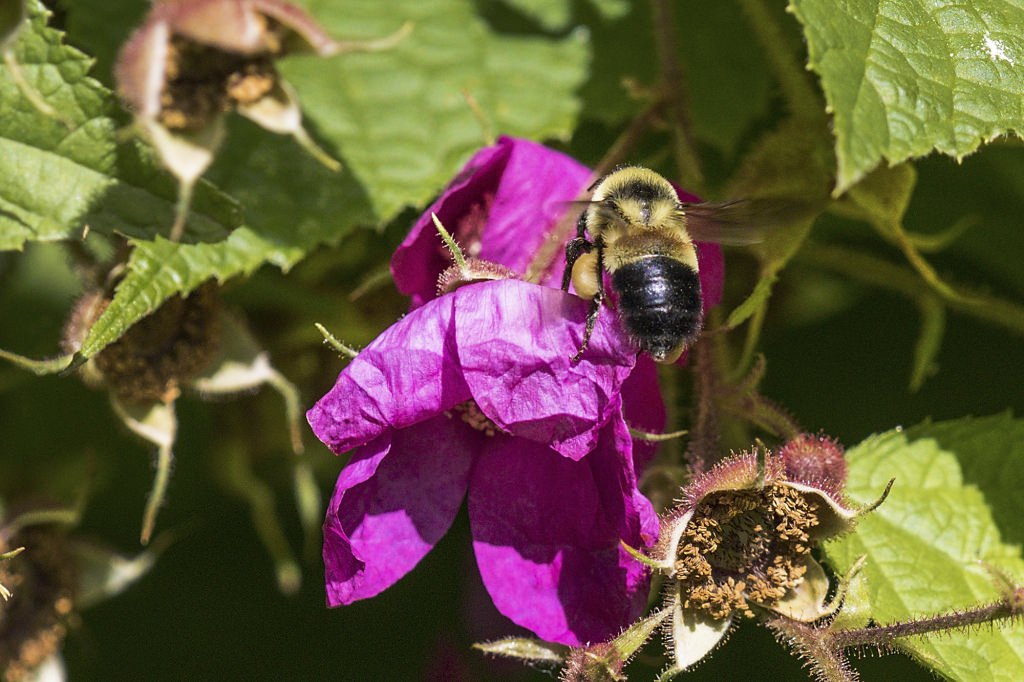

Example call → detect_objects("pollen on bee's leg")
570 252 601 300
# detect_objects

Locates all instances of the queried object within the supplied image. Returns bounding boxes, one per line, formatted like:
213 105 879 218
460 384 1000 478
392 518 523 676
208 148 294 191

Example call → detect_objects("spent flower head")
115 0 407 240
57 278 308 570
648 435 884 671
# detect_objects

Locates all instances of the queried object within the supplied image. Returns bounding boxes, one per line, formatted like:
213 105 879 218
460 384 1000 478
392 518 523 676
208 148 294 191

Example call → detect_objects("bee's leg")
571 244 606 364
562 213 593 291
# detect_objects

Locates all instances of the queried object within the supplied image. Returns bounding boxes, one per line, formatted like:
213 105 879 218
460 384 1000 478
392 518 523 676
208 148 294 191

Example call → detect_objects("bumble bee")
562 166 770 364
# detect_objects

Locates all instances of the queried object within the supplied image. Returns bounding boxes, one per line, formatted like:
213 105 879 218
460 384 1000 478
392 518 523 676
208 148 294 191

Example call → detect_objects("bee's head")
589 167 681 229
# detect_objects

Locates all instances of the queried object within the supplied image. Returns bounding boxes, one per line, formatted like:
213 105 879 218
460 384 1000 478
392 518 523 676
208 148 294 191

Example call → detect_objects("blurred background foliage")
1 0 1023 679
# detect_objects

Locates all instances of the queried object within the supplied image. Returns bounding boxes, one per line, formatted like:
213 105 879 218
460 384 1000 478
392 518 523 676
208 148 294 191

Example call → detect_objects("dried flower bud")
115 0 405 239
63 283 222 404
778 433 847 498
436 258 519 295
0 529 79 682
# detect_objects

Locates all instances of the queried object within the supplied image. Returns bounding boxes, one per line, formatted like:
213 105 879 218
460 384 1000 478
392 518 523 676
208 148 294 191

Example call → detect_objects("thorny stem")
722 389 802 441
524 101 664 283
461 89 496 147
768 587 1024 682
735 0 823 123
733 296 768 381
686 333 724 475
650 0 705 195
347 263 394 301
766 618 858 682
169 178 195 243
629 426 688 442
217 440 302 594
141 425 175 545
687 326 802 476
888 224 983 305
830 592 1024 650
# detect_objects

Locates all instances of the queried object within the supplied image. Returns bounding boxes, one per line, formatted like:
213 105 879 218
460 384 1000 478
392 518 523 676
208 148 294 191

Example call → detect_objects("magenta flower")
309 280 657 644
390 136 723 463
309 137 726 645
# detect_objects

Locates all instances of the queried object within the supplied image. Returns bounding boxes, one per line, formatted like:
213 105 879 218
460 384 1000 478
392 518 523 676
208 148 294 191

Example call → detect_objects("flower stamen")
448 401 500 436
675 484 823 621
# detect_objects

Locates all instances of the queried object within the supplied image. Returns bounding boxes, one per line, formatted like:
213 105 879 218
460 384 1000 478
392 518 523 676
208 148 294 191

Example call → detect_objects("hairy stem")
766 618 858 682
831 594 1024 649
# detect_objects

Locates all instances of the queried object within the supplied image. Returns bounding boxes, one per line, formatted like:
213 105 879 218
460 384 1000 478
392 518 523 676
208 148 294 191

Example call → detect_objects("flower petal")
453 280 636 460
323 416 478 605
392 143 511 308
472 139 590 289
765 556 831 622
116 19 169 116
392 137 590 307
696 241 725 310
620 354 667 469
670 584 732 670
307 292 470 455
158 0 273 55
468 415 652 645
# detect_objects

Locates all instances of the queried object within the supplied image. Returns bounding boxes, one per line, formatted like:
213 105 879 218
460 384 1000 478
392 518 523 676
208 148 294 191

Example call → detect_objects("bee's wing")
682 198 818 246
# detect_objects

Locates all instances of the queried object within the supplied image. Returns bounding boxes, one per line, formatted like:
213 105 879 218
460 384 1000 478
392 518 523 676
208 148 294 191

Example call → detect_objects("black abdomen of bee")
611 255 702 360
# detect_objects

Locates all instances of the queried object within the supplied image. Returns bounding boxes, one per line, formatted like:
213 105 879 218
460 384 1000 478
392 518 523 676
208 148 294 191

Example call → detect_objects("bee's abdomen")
611 256 702 360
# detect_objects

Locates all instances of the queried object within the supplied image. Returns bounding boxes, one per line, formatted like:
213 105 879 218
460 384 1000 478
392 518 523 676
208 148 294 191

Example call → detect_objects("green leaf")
0 0 241 251
790 0 1024 194
284 0 589 221
62 0 145 86
911 414 1024 549
75 126 374 360
69 0 591 357
825 416 1024 681
497 0 629 30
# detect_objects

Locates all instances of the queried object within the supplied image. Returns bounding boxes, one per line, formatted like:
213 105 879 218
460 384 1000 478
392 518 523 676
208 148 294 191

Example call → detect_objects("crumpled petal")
392 137 590 307
307 293 469 455
323 416 478 605
454 281 638 461
309 280 640 461
468 411 654 645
